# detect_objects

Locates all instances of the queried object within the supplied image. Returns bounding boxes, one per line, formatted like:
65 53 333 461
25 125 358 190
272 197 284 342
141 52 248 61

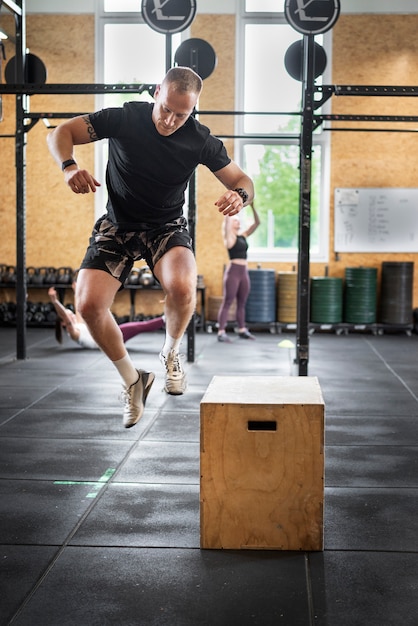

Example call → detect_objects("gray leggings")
217 263 250 330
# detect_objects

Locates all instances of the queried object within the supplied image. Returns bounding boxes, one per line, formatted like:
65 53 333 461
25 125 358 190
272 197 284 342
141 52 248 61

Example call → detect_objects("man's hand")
65 168 101 194
215 190 244 216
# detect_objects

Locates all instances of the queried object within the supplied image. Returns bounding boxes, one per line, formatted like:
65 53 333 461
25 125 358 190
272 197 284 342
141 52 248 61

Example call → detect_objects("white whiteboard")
334 188 418 252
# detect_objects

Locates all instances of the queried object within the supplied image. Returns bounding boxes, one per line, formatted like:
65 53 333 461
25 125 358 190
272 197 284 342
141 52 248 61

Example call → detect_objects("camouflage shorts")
79 215 193 284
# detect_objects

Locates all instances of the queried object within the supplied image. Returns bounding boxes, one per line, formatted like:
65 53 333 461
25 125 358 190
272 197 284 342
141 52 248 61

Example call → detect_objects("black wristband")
62 159 77 171
234 187 249 204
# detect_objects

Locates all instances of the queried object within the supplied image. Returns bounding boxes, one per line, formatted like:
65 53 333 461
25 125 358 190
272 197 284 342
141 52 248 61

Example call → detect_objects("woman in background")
217 202 260 343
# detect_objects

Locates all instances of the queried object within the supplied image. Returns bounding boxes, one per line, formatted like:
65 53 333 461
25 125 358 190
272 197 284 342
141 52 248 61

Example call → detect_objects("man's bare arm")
46 115 101 194
213 161 254 216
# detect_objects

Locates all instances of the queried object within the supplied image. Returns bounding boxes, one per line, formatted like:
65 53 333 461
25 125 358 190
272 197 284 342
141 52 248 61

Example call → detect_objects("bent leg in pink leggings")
119 316 165 343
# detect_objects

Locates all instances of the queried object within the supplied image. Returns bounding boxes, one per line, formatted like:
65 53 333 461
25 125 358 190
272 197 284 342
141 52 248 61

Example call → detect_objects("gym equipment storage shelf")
0 282 206 330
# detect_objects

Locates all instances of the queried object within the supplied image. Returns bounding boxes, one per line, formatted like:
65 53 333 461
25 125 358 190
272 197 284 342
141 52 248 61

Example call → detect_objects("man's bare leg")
76 268 155 427
154 246 196 394
76 269 127 361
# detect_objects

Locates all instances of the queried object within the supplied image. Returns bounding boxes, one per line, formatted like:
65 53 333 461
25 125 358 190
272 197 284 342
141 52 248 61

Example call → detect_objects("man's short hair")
163 66 203 95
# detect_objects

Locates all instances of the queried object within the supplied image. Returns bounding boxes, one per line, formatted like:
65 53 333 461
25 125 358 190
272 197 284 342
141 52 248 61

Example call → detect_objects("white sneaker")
159 350 187 395
121 369 155 428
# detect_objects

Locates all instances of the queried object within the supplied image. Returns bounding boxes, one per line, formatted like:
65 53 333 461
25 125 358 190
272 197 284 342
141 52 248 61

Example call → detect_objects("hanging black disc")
284 39 327 81
141 0 196 34
174 38 217 80
5 52 47 84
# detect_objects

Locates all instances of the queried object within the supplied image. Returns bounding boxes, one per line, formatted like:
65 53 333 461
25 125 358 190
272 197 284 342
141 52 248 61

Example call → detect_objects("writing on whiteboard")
334 188 418 252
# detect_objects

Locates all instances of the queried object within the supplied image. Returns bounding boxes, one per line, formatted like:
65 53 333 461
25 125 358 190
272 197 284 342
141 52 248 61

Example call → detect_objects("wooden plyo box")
200 376 325 551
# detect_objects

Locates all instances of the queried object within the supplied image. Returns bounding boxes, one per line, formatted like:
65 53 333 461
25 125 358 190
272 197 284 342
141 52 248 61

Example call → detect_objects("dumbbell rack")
0 283 71 327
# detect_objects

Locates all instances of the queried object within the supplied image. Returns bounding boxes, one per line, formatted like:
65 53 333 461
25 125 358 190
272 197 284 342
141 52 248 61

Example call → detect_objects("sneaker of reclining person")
121 369 155 428
159 349 187 395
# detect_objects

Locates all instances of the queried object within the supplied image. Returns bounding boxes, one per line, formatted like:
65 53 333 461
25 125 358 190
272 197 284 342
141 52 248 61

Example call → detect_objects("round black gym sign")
141 0 196 35
284 0 340 36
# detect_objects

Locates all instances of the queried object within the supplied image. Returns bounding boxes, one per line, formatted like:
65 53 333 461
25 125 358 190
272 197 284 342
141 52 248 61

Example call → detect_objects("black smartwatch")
234 187 249 205
62 159 77 171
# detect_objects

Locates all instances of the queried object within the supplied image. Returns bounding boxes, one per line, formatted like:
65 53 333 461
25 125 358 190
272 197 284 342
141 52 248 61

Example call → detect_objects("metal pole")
296 34 315 376
165 33 172 71
15 0 27 359
186 171 196 363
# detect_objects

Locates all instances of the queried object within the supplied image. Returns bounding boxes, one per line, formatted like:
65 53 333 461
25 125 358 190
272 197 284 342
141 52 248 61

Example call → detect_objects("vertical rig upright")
285 0 341 375
296 34 315 376
12 0 27 359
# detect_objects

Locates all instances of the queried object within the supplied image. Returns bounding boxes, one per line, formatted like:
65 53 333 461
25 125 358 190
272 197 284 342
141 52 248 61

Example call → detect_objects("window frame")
235 6 332 263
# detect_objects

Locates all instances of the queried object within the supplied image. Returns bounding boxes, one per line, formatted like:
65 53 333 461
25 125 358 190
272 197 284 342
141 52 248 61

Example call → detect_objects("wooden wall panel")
191 14 236 298
327 15 418 307
0 14 95 272
1 14 19 269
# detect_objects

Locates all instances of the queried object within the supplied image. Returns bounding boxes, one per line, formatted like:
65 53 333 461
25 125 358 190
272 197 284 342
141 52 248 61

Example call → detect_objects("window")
237 7 330 262
97 2 182 102
242 142 323 260
245 0 282 12
102 23 176 106
103 0 141 12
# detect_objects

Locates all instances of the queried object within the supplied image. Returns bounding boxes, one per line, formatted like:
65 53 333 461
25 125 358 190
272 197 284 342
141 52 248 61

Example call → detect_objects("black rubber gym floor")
1 326 418 625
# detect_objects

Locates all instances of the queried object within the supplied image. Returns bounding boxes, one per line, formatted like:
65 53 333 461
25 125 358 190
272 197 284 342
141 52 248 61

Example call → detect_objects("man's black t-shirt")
89 101 231 229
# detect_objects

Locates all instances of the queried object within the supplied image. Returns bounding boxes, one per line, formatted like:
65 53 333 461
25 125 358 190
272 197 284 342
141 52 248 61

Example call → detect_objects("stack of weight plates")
207 296 236 323
245 268 276 323
380 261 414 324
310 277 343 324
277 272 297 323
344 267 377 324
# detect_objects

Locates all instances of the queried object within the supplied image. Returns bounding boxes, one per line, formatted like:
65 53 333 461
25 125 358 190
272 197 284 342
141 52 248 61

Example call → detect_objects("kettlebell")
57 266 73 284
32 267 47 285
127 267 140 285
139 267 155 287
45 267 57 284
4 265 17 284
26 266 37 284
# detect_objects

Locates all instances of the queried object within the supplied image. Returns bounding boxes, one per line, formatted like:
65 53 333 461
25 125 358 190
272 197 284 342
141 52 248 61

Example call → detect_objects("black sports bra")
228 235 248 260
